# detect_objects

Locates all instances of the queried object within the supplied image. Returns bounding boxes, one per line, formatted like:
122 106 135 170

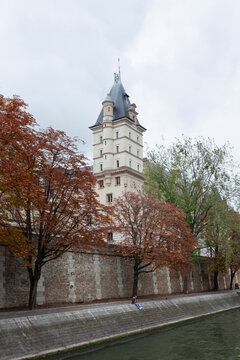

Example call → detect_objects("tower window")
137 164 140 172
129 145 131 153
116 145 119 153
107 231 113 241
86 216 92 226
137 149 139 157
129 132 131 138
99 180 104 188
116 160 120 168
116 131 119 138
115 176 120 186
105 141 107 145
107 193 113 203
137 136 139 143
108 106 110 112
100 164 103 171
100 136 103 143
100 149 103 157
129 160 132 168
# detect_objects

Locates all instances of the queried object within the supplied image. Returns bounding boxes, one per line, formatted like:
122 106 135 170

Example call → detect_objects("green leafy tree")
146 136 233 237
203 198 232 290
146 136 235 292
224 211 240 289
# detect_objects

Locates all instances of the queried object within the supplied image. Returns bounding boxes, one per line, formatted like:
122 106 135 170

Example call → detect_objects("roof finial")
114 58 121 83
118 57 121 76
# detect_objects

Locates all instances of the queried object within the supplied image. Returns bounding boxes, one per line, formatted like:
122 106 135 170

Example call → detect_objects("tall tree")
113 192 195 296
204 202 240 290
145 136 233 236
203 199 230 290
224 211 240 289
0 95 111 309
228 232 240 290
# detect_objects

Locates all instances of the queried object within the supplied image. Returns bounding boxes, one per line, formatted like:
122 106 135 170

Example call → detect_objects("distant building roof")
90 72 145 130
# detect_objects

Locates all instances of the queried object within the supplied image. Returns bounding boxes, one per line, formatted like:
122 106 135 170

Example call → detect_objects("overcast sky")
1 0 240 162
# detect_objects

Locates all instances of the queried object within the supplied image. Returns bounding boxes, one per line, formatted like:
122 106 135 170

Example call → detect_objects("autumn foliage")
113 192 195 296
0 95 111 309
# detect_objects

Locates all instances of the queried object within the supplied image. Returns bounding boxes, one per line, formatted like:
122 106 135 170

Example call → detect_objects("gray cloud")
1 0 240 162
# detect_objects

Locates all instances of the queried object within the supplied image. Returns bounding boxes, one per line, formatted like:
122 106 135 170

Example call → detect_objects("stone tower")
89 70 146 206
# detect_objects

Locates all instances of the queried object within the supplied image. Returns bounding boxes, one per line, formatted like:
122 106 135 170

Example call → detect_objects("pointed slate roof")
90 72 145 129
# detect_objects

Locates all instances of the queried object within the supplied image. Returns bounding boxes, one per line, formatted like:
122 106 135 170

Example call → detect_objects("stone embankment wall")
0 244 239 309
1 292 240 360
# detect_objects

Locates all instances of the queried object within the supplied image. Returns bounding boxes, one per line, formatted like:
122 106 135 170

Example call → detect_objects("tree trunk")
230 269 235 290
132 263 139 297
28 265 41 310
213 271 219 290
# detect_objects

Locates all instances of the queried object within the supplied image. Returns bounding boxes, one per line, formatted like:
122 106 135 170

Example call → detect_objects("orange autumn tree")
113 192 195 296
0 95 111 309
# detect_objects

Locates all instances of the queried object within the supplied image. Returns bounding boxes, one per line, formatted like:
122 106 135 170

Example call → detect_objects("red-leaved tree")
113 192 195 296
0 95 112 309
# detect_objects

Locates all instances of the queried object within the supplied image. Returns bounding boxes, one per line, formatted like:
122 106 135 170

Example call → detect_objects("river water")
52 309 240 360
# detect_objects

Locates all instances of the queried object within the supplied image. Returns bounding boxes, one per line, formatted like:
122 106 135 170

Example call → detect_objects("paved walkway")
0 290 234 320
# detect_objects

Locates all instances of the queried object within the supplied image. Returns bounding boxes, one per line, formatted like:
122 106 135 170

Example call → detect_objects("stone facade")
1 244 239 309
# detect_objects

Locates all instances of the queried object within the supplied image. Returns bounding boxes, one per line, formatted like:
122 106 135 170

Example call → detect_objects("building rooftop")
90 71 145 130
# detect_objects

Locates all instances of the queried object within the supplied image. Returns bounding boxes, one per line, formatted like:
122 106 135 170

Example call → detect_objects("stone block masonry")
0 245 240 309
66 252 76 303
0 246 5 308
2 245 29 308
0 292 240 360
